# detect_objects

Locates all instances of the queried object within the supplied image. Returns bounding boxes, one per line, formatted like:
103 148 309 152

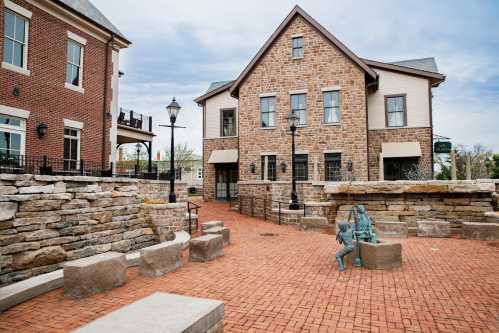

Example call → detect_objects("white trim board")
4 0 32 18
63 118 84 129
0 105 30 119
67 31 87 45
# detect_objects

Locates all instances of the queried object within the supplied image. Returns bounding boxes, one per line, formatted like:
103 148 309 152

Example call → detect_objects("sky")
92 0 499 156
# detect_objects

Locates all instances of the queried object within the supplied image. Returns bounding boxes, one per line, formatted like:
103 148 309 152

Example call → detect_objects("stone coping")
140 202 187 209
73 292 224 333
271 208 305 215
324 180 496 194
303 201 334 207
0 173 187 185
0 231 191 312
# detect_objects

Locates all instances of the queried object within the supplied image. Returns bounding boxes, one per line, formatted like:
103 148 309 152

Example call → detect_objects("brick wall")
0 0 114 164
203 137 238 201
237 15 368 183
368 127 433 180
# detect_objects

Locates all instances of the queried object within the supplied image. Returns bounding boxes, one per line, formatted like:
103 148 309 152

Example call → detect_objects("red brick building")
0 0 154 174
196 6 446 201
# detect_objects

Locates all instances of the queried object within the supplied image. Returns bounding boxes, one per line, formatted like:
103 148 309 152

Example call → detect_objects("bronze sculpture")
335 221 354 272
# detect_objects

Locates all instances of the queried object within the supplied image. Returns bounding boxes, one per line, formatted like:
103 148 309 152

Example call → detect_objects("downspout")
101 34 115 169
365 77 378 181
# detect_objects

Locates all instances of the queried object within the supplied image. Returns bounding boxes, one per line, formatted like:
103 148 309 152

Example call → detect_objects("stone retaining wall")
0 175 187 286
237 180 499 232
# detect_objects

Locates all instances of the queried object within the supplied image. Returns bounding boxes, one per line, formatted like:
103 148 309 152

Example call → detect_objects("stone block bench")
376 222 408 238
139 242 182 277
203 227 230 246
74 292 224 333
189 234 223 262
300 216 331 231
417 220 451 238
201 220 224 231
462 222 499 240
64 252 127 299
345 240 402 270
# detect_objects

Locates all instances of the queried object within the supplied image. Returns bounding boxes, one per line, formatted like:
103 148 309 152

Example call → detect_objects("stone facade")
203 137 238 201
368 127 433 180
238 15 368 183
236 180 499 236
0 174 187 286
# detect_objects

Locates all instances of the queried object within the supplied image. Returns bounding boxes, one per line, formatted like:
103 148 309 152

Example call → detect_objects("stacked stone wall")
0 175 187 285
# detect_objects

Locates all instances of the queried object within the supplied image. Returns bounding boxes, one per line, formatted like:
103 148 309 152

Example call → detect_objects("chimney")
156 151 161 161
118 148 124 161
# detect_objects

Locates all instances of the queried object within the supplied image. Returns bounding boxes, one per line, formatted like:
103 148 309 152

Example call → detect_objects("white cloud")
93 0 499 154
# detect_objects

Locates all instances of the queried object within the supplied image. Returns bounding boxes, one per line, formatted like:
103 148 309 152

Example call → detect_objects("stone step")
185 212 198 220
202 227 230 246
189 234 223 262
484 211 499 220
300 216 332 231
201 220 224 231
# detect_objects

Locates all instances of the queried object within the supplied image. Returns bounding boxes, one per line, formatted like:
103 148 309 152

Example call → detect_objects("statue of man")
335 221 354 272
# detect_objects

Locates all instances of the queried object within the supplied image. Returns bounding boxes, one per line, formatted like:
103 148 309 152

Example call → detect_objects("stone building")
0 0 155 172
195 5 445 201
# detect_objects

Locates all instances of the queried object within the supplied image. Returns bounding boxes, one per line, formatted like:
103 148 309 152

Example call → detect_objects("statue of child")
335 221 354 272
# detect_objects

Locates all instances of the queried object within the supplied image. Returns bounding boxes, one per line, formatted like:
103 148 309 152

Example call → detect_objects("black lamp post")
287 112 300 210
135 143 141 177
162 97 182 203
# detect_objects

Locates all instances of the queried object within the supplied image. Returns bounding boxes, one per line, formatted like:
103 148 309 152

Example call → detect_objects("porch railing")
0 154 181 181
118 107 153 133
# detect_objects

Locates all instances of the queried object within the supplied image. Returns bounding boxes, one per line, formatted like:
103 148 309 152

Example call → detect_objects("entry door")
384 157 420 180
215 164 238 201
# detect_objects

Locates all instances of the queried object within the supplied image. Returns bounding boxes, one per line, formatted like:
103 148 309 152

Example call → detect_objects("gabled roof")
389 57 439 73
229 5 378 97
53 0 131 45
194 80 234 106
362 58 445 86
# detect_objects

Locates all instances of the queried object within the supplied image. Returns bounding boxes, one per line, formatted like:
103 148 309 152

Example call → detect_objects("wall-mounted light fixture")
250 162 256 174
36 123 48 138
347 160 353 172
280 161 287 173
13 87 20 97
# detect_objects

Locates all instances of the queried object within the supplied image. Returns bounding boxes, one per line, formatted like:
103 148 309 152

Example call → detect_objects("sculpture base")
344 240 402 270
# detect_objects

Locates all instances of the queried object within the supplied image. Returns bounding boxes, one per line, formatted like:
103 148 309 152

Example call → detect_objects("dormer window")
292 36 303 58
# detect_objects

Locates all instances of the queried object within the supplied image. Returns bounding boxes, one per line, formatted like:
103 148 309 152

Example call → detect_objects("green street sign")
434 141 452 154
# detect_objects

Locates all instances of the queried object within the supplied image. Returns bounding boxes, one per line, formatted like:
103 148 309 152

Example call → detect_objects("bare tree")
162 143 195 170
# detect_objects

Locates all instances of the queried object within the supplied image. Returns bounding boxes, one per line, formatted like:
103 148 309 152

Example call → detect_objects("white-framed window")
292 36 303 58
0 114 25 157
2 7 30 75
323 90 341 124
63 127 80 171
291 93 307 126
260 96 276 128
66 38 84 91
197 167 203 180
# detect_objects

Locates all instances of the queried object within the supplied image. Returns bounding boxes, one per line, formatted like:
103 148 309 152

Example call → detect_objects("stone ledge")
462 222 499 240
0 269 63 313
73 292 224 333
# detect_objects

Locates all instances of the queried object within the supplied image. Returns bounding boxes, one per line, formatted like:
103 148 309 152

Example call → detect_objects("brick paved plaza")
1 201 498 333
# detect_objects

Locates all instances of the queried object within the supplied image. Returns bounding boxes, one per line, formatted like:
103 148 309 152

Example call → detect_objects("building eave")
194 81 234 106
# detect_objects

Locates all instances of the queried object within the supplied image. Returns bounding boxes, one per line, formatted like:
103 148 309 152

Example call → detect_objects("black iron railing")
0 154 182 181
118 107 153 133
186 201 201 235
231 194 309 223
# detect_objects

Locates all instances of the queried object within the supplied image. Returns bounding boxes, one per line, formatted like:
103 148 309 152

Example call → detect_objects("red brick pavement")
1 201 499 332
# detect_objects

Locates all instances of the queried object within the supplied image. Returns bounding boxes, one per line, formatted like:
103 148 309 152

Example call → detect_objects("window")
66 40 84 87
291 94 307 126
197 168 203 180
292 36 303 58
261 155 276 181
260 96 276 128
384 157 419 181
63 127 80 171
0 114 25 157
385 95 406 127
325 153 341 181
220 109 236 137
3 9 28 69
294 154 308 181
323 91 341 124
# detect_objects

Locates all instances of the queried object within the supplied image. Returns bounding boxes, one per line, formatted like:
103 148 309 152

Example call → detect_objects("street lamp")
164 97 182 203
287 112 300 210
135 143 142 177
